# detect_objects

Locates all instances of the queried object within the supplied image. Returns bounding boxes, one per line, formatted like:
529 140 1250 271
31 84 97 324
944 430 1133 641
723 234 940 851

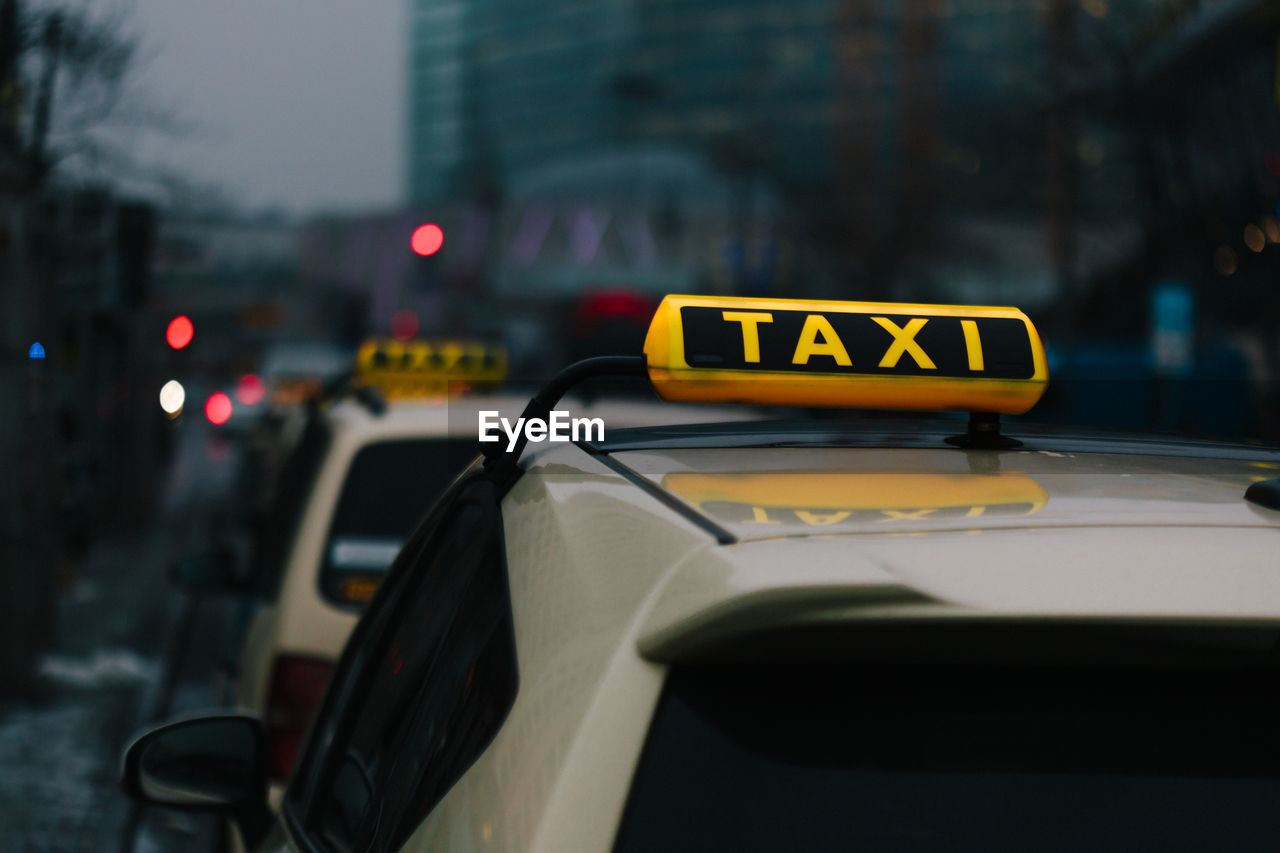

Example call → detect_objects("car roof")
590 416 1280 459
510 425 1280 662
323 394 533 438
609 444 1279 540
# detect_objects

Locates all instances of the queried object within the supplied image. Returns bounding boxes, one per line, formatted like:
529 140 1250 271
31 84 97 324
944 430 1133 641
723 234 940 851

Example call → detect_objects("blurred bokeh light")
204 391 233 425
158 380 185 416
390 309 419 340
235 374 266 406
410 223 444 256
165 315 194 350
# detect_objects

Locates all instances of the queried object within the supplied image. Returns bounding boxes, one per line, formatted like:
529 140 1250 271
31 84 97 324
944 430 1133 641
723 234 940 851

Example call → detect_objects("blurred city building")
1051 0 1280 435
31 189 160 531
405 0 1155 302
153 209 300 371
252 1 1280 432
152 208 366 383
394 0 1279 434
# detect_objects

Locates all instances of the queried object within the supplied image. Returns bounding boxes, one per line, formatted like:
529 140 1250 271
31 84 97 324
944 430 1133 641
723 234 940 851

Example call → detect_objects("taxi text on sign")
355 338 507 399
643 295 1048 413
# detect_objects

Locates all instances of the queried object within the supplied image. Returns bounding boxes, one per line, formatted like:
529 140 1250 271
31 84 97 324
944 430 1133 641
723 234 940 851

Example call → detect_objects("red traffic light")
166 315 194 349
410 223 444 257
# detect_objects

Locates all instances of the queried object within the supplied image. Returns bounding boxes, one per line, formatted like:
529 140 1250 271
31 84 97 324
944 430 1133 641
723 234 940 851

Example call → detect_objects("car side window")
373 533 518 849
286 476 518 853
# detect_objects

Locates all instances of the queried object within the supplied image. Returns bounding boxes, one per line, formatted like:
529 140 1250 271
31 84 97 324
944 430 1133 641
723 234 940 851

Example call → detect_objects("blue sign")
1150 281 1193 377
27 341 45 360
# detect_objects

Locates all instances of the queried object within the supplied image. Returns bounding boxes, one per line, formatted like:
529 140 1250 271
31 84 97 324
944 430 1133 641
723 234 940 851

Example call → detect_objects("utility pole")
1045 0 1078 343
897 0 941 270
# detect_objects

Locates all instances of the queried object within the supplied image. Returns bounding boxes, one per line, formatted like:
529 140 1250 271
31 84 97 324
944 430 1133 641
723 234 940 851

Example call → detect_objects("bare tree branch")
19 1 188 191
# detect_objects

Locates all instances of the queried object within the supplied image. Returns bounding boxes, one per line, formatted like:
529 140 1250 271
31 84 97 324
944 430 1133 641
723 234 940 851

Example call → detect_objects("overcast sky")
128 0 404 215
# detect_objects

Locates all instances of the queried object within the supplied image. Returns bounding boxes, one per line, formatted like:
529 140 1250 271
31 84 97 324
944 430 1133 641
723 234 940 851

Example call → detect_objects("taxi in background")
176 338 518 793
126 295 1280 852
182 336 758 805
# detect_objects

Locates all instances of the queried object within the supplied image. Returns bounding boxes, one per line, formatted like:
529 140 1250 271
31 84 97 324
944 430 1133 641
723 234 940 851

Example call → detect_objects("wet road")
0 419 242 852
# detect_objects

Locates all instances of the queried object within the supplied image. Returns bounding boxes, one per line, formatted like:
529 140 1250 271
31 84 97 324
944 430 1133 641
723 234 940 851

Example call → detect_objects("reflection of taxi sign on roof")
355 338 507 399
644 295 1048 414
661 472 1049 528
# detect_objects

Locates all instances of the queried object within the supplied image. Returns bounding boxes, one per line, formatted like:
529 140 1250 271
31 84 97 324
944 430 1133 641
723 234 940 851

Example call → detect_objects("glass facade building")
407 0 842 204
406 0 1162 311
408 0 1154 206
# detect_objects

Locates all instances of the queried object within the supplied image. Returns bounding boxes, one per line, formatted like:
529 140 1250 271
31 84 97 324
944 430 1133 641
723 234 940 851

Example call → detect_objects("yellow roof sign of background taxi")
644 295 1048 413
355 338 507 399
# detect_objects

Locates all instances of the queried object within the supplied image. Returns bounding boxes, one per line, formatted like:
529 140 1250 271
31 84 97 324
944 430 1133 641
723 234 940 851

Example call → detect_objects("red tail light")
569 288 655 335
264 655 335 781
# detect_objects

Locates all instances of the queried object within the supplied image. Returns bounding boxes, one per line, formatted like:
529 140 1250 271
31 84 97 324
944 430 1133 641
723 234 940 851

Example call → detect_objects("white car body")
242 426 1280 852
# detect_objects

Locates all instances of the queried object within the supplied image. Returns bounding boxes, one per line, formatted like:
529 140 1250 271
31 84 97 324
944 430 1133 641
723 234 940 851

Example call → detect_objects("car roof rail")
482 355 647 486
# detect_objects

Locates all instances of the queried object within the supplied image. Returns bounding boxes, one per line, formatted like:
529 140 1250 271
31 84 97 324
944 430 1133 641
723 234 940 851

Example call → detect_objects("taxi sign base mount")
944 412 1022 450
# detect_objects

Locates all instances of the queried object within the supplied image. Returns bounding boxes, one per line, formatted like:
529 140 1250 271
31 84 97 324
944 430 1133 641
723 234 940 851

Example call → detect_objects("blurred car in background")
563 288 657 364
232 393 499 793
179 336 766 806
219 343 361 542
210 340 353 438
235 391 758 797
176 340 510 785
260 342 354 410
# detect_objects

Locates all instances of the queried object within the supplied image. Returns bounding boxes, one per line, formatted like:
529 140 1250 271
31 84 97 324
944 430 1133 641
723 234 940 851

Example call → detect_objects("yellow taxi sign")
355 338 507 399
643 295 1048 414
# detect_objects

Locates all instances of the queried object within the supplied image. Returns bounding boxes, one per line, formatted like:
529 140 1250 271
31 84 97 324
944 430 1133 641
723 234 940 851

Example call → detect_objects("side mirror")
169 550 247 594
120 713 272 846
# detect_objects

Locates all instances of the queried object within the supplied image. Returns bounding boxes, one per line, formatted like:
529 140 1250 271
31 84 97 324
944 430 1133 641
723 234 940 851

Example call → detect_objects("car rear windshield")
320 438 477 607
614 663 1280 853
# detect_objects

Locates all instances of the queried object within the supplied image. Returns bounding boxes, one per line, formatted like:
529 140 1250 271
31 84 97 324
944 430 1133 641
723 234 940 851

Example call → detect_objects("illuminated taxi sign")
662 472 1049 528
644 295 1048 413
355 338 507 399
